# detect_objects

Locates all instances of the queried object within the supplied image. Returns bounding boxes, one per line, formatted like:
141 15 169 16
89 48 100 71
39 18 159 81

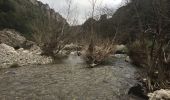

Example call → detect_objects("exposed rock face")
0 43 52 68
148 89 170 100
0 29 26 48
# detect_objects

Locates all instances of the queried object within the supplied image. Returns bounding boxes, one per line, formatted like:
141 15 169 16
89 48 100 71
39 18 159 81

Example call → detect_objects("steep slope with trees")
0 0 68 37
81 0 170 44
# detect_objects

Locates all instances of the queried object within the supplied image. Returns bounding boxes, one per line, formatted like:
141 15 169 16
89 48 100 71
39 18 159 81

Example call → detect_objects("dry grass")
84 38 116 67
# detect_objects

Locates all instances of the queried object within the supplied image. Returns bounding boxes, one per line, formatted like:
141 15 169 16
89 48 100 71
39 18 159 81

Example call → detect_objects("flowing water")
0 54 141 100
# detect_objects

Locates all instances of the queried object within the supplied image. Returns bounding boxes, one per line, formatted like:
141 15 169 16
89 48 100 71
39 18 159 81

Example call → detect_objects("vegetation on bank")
81 0 170 93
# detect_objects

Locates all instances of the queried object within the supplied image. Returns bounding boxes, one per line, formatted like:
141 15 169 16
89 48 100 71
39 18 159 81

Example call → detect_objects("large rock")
148 89 170 100
0 43 52 68
0 29 26 48
115 45 128 54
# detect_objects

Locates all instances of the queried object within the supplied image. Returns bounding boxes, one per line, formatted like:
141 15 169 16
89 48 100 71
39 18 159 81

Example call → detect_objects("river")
0 54 142 100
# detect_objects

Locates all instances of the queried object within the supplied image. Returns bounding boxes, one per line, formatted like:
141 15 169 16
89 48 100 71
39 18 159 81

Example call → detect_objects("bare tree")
61 0 72 35
31 0 75 58
82 0 118 67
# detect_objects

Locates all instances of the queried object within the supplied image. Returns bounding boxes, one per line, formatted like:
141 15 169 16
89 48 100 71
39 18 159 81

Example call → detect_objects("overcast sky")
37 0 123 24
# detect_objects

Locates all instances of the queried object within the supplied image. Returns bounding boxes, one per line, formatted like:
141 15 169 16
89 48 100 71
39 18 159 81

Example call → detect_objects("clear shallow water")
0 55 140 100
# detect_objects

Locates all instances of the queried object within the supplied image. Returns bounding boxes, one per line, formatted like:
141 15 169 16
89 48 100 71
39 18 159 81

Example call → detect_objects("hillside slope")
0 0 68 36
81 0 170 43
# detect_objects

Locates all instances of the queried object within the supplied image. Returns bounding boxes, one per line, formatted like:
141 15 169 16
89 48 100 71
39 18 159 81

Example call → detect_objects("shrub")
84 39 116 67
128 39 170 92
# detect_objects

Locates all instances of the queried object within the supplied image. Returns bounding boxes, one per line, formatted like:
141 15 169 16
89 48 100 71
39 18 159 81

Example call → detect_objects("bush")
128 39 170 92
84 39 116 67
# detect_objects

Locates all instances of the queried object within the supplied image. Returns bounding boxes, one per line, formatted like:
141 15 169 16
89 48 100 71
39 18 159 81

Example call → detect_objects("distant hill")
81 0 170 43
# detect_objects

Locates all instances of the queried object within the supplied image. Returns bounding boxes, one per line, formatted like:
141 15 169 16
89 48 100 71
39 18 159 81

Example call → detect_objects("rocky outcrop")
0 29 26 48
0 43 52 68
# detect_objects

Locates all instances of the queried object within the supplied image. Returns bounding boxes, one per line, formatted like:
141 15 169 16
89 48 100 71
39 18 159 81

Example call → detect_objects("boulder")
115 45 128 54
148 89 170 100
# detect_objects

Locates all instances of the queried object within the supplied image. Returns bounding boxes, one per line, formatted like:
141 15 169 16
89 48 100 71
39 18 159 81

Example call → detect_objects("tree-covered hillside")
82 0 170 43
0 0 68 36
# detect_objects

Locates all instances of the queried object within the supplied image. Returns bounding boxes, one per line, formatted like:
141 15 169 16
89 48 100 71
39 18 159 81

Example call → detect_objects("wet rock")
128 84 149 100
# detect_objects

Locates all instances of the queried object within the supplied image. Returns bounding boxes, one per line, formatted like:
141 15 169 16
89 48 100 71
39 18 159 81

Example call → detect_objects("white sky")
37 0 123 24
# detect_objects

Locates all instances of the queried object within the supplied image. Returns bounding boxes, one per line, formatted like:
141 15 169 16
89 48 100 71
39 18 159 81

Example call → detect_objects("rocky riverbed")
0 54 142 100
0 43 52 68
0 29 52 68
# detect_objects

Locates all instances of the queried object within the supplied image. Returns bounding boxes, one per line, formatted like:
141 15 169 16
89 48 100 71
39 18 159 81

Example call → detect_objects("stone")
115 45 128 54
148 89 170 100
125 56 132 63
